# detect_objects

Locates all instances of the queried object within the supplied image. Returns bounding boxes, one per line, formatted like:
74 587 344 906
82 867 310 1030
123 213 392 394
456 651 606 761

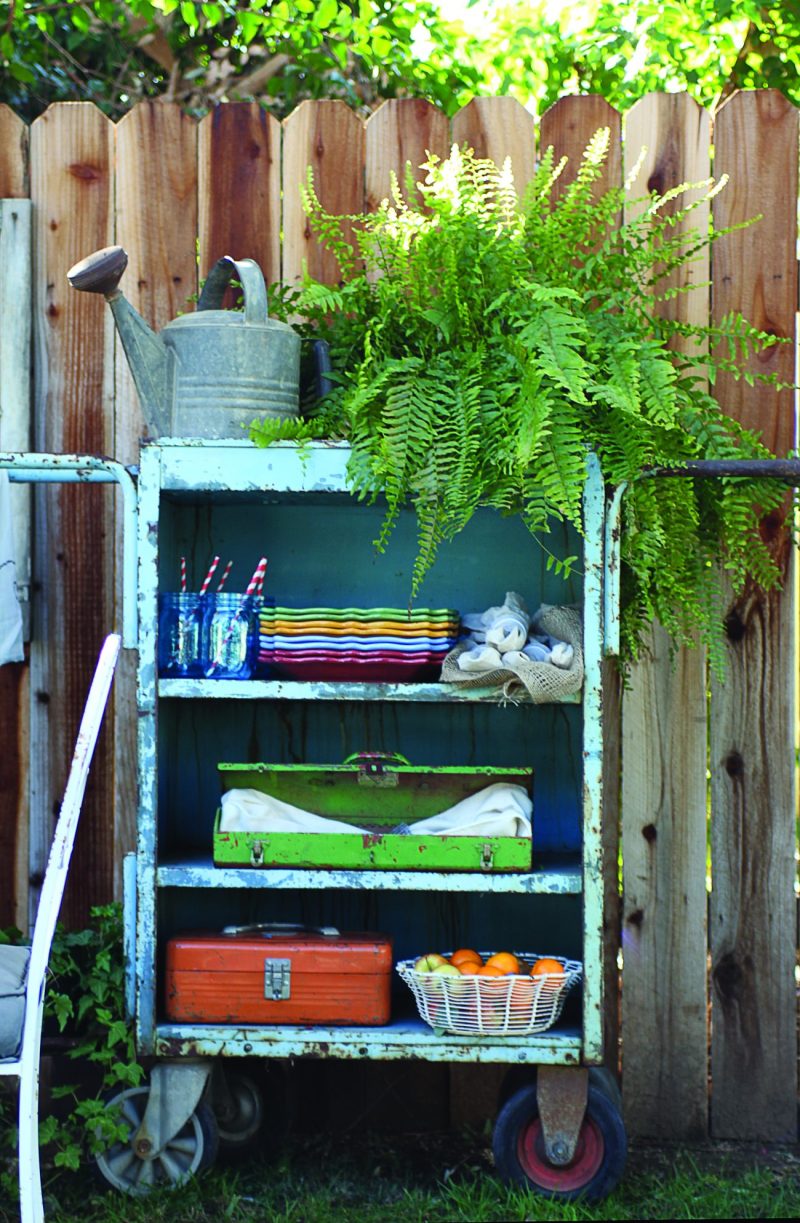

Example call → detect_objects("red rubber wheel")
493 1082 626 1202
516 1111 604 1192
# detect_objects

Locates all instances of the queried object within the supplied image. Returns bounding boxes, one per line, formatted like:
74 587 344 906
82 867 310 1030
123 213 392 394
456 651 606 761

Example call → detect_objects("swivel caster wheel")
211 1067 265 1154
492 1080 626 1202
94 1083 219 1195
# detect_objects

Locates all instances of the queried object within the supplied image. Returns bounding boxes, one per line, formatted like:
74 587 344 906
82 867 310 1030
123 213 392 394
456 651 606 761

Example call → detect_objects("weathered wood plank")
539 93 623 1085
0 109 29 930
0 200 33 630
29 102 115 927
711 92 796 451
114 101 198 448
282 100 365 286
115 102 198 430
620 93 711 1142
0 664 29 928
709 89 798 1141
198 103 281 285
0 105 29 197
451 96 535 194
600 657 621 1076
114 101 198 898
365 98 449 211
0 200 32 926
0 200 30 927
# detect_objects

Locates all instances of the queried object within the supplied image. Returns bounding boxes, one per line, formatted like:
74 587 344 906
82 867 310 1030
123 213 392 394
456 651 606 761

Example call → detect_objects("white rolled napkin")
457 644 503 672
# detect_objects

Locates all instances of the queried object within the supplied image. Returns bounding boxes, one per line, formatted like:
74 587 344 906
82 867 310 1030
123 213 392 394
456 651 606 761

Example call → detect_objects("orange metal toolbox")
164 923 393 1025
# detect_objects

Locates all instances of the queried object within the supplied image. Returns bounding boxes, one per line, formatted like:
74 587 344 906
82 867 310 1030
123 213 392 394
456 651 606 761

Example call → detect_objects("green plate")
262 606 459 621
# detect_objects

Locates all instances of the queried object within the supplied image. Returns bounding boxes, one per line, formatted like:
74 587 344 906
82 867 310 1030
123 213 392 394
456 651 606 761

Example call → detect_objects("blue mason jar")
158 592 208 677
202 592 262 679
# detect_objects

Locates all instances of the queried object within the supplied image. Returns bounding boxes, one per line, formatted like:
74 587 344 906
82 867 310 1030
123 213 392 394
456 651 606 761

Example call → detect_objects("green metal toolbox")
213 754 533 872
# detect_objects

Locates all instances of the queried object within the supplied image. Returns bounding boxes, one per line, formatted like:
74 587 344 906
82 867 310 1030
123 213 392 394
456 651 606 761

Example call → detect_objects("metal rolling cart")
95 435 630 1202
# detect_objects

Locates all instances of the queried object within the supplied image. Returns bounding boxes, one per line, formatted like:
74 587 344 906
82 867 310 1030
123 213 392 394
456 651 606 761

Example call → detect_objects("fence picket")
113 101 198 897
282 100 365 286
0 196 31 938
709 89 798 1141
29 102 115 926
198 103 281 285
620 93 711 1142
451 96 535 193
0 105 30 931
540 95 621 195
116 101 199 448
365 98 449 211
0 104 28 197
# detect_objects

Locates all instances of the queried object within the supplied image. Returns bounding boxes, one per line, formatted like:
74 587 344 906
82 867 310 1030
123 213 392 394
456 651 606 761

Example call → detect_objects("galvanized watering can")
67 245 300 439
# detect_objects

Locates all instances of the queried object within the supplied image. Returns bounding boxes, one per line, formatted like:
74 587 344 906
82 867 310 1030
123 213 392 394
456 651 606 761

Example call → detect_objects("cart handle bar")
604 457 800 658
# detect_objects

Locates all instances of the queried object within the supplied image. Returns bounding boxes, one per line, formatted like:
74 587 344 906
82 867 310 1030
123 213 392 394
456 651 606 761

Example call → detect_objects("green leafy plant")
0 903 142 1193
250 131 788 669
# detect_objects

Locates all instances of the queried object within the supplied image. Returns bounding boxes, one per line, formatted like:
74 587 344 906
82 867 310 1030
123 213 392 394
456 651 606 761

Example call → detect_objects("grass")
8 1127 798 1223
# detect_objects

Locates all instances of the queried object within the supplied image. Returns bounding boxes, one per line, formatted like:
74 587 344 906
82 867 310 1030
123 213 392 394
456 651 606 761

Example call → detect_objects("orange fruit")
458 961 481 976
449 948 483 968
476 963 506 977
484 951 521 975
530 957 565 978
508 976 535 1020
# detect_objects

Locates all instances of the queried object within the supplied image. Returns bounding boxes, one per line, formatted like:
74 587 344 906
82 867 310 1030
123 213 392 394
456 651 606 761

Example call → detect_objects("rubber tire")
587 1066 623 1114
499 1066 622 1113
212 1069 265 1153
492 1081 627 1203
94 1083 219 1196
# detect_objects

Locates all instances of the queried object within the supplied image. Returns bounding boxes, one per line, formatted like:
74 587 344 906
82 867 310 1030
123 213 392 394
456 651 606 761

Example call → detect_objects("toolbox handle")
343 751 411 770
220 922 340 938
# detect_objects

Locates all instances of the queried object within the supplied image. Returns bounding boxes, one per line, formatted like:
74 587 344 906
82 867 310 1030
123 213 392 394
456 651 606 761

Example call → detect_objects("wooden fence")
0 91 796 1144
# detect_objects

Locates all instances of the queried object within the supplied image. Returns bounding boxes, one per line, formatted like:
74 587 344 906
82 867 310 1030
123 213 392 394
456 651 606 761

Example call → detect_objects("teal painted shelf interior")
134 442 605 1063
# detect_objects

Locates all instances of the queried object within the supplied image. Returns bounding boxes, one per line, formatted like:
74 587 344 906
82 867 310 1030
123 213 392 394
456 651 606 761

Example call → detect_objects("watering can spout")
67 245 172 437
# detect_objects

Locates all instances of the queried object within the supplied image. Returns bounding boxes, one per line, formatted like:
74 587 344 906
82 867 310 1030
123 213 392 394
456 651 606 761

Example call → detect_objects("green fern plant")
251 132 789 668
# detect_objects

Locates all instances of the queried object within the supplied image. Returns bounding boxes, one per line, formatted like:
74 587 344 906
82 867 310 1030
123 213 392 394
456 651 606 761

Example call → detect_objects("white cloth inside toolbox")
219 781 532 838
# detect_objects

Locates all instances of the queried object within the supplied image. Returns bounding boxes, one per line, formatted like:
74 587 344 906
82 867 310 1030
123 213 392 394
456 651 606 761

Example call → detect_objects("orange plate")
165 929 393 1026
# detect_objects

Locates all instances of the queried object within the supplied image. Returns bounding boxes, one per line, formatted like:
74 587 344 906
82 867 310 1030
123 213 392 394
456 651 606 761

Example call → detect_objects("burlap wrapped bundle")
439 604 583 703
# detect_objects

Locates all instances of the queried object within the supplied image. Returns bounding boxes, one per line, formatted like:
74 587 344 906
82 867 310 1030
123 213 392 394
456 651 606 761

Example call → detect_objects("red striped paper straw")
216 560 234 593
208 556 268 673
244 556 268 598
199 555 220 596
180 556 187 594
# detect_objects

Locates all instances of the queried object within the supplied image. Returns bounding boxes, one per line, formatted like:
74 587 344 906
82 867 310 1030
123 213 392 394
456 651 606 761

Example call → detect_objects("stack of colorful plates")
258 606 460 681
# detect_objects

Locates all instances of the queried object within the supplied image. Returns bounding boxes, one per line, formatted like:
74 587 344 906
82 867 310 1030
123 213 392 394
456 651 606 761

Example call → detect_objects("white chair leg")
17 1050 44 1223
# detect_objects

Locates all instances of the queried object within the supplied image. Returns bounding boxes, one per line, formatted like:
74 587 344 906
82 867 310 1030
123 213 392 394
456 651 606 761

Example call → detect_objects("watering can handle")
197 255 269 325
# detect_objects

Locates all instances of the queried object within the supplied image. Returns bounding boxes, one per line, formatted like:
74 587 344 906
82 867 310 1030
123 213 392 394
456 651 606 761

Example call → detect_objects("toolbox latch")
480 842 494 871
348 751 407 787
250 839 264 867
264 958 291 1000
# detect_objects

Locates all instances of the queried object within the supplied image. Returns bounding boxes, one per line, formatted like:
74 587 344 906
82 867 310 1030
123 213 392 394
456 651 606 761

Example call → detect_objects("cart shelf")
134 441 605 1072
155 857 583 894
153 1017 582 1064
158 678 581 704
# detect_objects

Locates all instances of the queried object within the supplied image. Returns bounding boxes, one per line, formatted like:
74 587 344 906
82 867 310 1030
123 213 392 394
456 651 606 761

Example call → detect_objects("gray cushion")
0 944 30 1059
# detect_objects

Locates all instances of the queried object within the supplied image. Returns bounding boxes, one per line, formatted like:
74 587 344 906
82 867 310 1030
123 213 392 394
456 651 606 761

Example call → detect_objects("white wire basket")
397 952 582 1036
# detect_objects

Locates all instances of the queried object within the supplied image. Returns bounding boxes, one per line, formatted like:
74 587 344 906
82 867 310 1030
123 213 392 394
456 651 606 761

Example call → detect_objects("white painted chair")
0 634 121 1222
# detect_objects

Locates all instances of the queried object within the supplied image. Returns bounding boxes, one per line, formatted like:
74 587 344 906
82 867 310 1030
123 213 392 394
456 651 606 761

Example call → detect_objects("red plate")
257 651 443 682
